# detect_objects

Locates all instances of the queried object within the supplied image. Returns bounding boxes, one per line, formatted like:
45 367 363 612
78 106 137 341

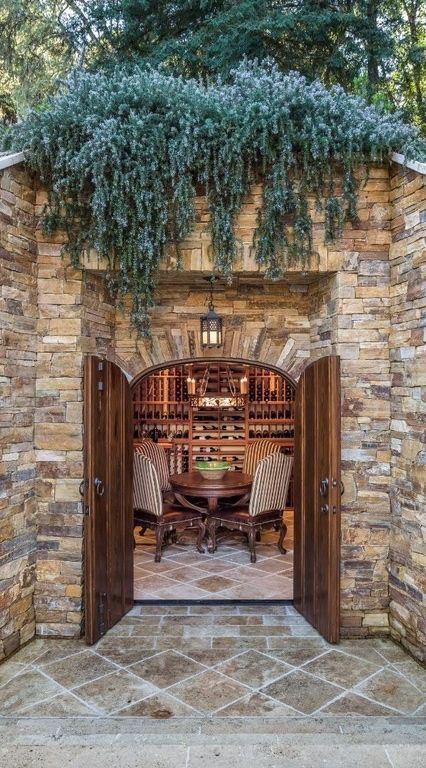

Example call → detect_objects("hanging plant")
12 60 424 335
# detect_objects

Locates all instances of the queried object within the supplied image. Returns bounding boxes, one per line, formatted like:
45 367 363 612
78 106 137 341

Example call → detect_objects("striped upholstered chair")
207 452 293 563
133 454 206 562
134 439 173 499
243 438 282 475
229 439 282 507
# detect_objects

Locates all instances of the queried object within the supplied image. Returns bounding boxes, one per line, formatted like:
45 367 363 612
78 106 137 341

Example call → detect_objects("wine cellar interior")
132 360 295 506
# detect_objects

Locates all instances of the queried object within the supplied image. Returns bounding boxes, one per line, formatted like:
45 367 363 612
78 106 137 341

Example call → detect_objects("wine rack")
131 361 295 503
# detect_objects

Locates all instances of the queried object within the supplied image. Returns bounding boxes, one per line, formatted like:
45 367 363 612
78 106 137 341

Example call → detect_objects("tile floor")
0 604 425 721
133 510 294 600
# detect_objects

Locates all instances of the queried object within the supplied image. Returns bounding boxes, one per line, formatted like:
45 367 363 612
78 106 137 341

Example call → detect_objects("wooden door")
84 356 133 644
294 355 341 643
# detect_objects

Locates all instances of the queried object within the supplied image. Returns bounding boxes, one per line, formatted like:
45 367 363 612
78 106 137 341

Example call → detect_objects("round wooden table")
170 471 252 515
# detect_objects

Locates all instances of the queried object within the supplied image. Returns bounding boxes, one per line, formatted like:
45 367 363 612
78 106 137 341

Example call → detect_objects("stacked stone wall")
34 190 115 637
308 165 392 637
0 166 37 659
1 158 425 661
389 164 426 660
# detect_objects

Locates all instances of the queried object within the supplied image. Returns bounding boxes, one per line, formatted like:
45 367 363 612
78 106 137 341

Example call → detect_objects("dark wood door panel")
294 355 341 643
84 357 133 644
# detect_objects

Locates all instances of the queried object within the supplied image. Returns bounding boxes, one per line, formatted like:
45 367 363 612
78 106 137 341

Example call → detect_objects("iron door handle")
319 478 329 497
79 480 86 497
94 478 105 497
321 504 329 514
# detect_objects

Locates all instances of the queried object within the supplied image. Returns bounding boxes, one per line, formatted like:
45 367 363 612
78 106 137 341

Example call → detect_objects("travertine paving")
0 604 424 721
134 511 294 600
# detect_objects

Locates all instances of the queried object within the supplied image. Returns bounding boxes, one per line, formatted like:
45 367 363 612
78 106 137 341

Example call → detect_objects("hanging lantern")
201 276 223 348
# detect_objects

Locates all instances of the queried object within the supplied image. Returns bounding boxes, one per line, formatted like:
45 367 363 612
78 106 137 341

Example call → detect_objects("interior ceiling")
158 271 331 290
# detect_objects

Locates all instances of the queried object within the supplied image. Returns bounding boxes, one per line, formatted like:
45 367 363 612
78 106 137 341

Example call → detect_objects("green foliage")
0 1 75 122
1 2 425 132
12 61 424 334
81 1 426 131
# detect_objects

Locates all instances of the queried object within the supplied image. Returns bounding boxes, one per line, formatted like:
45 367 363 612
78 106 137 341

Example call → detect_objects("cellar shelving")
131 360 295 501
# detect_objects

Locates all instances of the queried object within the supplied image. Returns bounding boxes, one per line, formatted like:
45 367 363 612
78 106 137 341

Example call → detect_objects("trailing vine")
12 60 424 335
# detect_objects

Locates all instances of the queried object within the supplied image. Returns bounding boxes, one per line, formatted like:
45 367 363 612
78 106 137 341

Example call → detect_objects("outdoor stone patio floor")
1 604 425 723
1 605 425 764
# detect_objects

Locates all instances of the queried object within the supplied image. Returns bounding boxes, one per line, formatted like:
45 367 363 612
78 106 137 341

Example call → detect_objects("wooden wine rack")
131 361 295 503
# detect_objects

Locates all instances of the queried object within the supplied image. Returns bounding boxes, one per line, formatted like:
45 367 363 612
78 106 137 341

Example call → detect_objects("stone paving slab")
1 743 426 768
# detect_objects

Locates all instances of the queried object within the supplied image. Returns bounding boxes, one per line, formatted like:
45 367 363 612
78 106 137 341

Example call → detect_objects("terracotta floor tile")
72 669 158 715
40 650 118 689
265 639 327 666
167 669 249 714
19 691 98 717
94 641 159 667
164 565 213 583
129 650 206 688
217 691 299 717
115 691 198 717
190 575 241 593
319 691 401 717
303 649 382 688
216 650 292 688
261 669 343 714
355 669 425 714
0 669 63 715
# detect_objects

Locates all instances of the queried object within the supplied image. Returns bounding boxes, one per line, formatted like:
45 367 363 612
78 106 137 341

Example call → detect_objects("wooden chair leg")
248 527 257 563
196 519 206 554
155 524 166 562
207 519 218 553
278 520 287 554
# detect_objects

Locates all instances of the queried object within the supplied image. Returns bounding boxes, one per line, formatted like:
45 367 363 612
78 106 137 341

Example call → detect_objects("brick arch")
129 355 298 390
107 323 310 383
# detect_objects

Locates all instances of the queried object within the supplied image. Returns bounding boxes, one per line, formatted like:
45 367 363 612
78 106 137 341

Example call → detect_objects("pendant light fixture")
200 275 223 348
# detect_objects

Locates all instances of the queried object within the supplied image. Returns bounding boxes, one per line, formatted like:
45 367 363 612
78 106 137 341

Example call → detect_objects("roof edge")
391 152 426 175
0 151 26 170
0 149 424 175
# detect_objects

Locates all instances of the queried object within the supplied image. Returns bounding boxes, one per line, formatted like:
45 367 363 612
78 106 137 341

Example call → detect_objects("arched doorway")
83 354 341 644
131 358 296 602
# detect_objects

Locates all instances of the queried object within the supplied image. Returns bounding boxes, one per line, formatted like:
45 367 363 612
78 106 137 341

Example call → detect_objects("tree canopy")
1 1 425 132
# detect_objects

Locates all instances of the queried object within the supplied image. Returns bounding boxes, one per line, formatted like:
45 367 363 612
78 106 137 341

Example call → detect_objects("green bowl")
194 460 229 470
194 460 230 480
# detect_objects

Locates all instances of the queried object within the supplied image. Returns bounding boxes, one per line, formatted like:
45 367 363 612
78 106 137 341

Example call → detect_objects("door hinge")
98 592 107 636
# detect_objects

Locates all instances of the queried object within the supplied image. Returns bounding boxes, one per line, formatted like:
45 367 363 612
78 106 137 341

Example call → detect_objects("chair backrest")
134 439 171 491
133 453 163 517
242 439 282 476
249 452 293 517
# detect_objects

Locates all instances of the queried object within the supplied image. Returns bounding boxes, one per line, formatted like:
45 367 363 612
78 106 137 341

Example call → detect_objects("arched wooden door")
83 356 133 644
294 355 341 643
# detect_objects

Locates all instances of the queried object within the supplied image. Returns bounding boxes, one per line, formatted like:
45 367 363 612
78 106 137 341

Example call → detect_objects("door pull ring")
94 478 105 497
78 480 86 497
340 481 345 496
320 504 329 514
319 478 329 497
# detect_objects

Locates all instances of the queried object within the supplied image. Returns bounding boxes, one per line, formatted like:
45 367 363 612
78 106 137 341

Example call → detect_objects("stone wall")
34 191 115 637
389 163 426 660
0 165 37 659
306 165 392 638
114 278 312 378
0 158 425 661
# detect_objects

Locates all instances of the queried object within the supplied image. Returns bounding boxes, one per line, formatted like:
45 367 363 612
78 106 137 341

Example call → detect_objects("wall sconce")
201 276 223 348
